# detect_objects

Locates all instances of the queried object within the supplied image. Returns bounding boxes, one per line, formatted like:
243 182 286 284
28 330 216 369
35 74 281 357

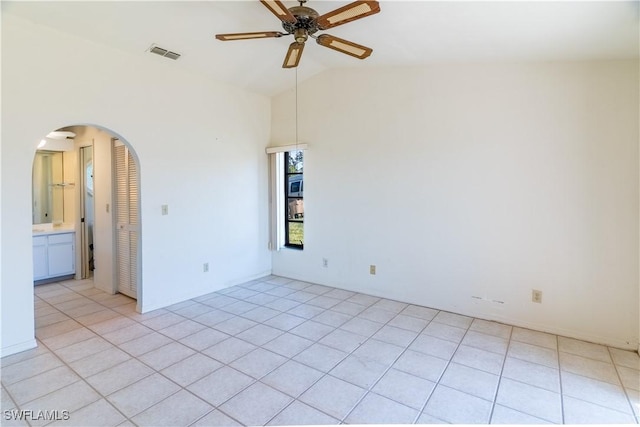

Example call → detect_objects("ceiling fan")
215 0 380 68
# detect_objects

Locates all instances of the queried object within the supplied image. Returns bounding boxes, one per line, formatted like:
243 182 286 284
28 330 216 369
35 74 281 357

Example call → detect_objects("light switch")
161 205 169 215
106 203 109 213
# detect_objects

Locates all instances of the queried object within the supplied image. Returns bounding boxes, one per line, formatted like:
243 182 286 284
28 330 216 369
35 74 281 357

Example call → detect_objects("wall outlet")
532 289 542 303
203 263 209 273
161 204 169 215
370 265 376 275
322 258 328 268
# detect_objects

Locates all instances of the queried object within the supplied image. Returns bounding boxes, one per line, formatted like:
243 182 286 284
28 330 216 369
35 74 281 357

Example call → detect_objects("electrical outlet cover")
532 289 542 303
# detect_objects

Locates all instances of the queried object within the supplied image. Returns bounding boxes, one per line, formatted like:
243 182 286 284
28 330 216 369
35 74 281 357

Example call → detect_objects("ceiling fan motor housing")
283 5 320 42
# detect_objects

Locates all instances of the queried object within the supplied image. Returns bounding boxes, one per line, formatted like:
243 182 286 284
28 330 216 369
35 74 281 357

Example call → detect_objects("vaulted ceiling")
3 1 638 96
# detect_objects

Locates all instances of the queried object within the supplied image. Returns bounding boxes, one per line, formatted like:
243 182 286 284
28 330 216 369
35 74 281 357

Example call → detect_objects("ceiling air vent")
148 44 181 60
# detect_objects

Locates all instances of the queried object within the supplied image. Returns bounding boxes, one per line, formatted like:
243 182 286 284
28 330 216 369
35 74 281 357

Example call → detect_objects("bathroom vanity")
33 224 75 283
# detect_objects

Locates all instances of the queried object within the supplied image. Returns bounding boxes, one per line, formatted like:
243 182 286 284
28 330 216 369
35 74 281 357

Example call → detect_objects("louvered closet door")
114 141 138 299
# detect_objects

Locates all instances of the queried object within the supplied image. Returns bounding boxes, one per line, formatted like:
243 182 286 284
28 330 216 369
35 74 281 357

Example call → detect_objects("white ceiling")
3 1 639 96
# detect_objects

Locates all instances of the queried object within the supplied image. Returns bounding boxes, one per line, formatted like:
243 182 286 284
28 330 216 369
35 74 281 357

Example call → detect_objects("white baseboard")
138 269 272 313
1 339 37 358
485 314 638 351
271 269 640 351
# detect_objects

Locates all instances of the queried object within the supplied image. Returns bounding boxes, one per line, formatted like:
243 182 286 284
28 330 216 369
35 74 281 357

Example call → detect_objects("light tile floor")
2 276 639 426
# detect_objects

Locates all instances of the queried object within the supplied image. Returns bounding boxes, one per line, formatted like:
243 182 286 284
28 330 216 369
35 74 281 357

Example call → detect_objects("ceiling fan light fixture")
294 28 308 44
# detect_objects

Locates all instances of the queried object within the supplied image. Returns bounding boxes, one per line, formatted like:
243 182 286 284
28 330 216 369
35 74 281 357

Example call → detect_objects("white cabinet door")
48 243 75 277
34 232 75 281
33 238 48 280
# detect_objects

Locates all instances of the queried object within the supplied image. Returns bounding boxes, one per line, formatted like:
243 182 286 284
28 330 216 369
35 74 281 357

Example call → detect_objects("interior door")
113 139 139 299
79 145 94 278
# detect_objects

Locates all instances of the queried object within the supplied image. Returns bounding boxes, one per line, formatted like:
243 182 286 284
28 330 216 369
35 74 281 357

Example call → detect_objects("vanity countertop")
32 224 76 236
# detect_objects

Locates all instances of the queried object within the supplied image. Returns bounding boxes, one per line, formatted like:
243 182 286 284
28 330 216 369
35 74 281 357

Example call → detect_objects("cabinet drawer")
48 233 74 244
33 236 47 246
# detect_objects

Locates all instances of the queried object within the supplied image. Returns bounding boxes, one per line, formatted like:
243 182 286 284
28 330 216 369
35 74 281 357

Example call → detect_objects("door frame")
75 138 93 280
78 144 94 279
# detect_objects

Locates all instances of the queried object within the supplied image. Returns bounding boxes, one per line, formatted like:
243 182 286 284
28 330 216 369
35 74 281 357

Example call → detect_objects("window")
266 143 307 251
284 150 304 248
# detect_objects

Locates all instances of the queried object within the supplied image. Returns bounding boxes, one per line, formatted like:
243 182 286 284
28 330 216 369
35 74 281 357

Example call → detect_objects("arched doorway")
31 124 142 305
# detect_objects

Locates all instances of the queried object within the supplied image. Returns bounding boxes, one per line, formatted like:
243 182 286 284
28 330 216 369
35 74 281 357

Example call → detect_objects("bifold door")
113 140 138 298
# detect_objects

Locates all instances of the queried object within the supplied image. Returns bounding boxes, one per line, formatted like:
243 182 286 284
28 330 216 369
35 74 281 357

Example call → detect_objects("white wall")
1 14 272 356
271 61 639 350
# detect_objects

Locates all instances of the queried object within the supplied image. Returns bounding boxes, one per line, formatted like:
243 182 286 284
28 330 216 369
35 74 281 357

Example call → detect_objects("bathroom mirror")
32 151 64 224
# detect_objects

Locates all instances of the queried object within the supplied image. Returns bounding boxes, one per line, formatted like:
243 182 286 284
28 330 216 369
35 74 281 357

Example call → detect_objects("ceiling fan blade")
316 1 380 30
260 0 297 24
283 42 305 68
316 34 372 59
215 31 285 41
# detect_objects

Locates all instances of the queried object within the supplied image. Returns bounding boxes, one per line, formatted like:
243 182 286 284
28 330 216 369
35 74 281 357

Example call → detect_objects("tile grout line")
486 323 515 423
79 277 298 426
411 318 477 424
10 278 288 426
490 327 564 424
262 299 438 425
37 280 231 426
35 282 143 427
328 309 437 424
262 296 396 425
196 279 369 426
134 285 300 425
607 345 639 423
180 282 286 426
16 340 129 425
557 335 569 424
184 279 344 426
127 278 310 426
333 315 465 424
555 341 640 419
36 283 136 342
